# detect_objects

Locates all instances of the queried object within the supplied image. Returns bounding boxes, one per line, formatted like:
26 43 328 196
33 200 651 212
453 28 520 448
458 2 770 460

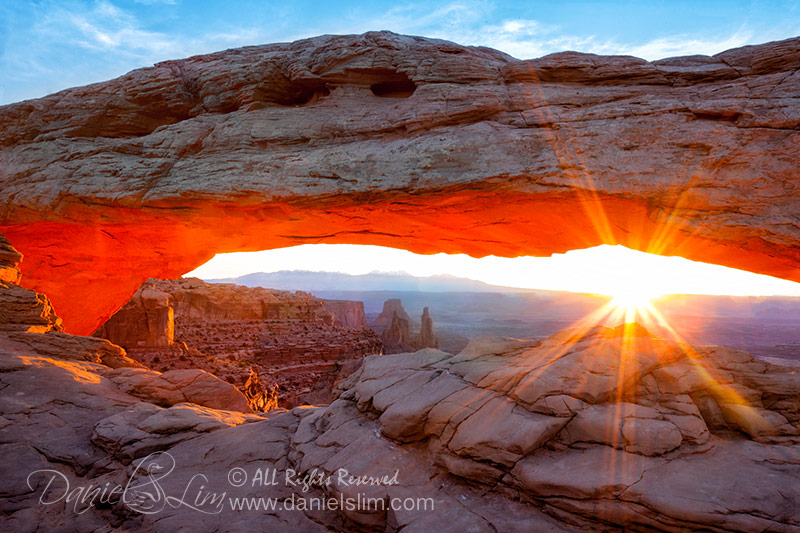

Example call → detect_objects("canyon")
1 32 799 335
2 232 800 531
95 277 382 408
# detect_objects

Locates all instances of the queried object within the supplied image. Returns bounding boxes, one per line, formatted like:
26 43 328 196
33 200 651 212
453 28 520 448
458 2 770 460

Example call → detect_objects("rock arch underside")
1 31 800 335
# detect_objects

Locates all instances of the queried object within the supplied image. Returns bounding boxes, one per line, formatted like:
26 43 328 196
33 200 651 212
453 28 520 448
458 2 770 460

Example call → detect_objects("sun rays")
497 59 785 451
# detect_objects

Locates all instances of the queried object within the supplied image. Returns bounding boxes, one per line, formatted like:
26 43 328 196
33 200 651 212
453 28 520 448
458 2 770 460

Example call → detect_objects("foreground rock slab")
3 312 799 530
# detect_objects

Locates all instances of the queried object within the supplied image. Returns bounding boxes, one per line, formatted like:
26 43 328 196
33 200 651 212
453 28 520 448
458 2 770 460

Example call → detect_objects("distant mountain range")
206 270 534 294
199 269 800 359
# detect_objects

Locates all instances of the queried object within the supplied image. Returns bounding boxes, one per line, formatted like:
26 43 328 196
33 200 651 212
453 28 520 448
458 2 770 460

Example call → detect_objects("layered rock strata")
0 233 22 285
320 299 369 329
0 235 63 334
2 33 800 334
97 278 383 407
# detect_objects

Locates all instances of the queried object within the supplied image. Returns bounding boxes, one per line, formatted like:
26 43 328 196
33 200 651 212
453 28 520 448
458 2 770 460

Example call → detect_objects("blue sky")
2 0 800 105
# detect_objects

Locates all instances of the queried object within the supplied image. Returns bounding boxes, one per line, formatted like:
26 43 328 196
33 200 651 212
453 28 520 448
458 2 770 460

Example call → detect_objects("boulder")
106 367 253 413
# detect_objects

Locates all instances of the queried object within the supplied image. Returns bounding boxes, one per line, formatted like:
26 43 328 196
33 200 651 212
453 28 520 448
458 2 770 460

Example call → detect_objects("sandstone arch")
1 31 799 335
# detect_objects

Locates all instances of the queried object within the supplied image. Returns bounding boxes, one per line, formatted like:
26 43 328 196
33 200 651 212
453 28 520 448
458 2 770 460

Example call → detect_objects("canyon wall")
320 299 368 329
1 32 799 334
96 278 383 407
96 285 174 347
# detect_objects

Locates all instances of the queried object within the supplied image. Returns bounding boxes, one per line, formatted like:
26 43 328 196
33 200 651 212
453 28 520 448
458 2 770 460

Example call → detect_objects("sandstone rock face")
0 233 22 285
2 32 799 335
96 285 174 347
327 325 800 531
0 284 63 333
320 299 368 329
415 306 438 349
380 311 414 353
95 276 344 346
163 277 336 322
97 277 383 408
372 298 414 332
0 232 62 334
0 337 275 530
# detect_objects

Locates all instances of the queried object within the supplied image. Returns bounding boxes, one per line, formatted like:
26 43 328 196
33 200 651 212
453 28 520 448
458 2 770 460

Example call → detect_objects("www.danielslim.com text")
228 493 434 512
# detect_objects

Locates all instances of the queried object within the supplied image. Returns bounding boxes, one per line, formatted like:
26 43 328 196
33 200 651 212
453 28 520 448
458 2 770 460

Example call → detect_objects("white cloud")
1 0 279 104
458 23 759 61
339 1 792 61
621 31 756 60
32 0 270 64
36 1 171 57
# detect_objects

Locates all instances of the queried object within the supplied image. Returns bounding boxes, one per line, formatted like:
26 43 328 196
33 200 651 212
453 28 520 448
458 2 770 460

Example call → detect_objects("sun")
607 288 663 322
610 289 660 309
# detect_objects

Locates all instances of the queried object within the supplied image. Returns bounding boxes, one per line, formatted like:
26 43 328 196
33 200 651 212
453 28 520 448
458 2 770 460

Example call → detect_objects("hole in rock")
255 78 331 106
370 71 416 97
92 241 800 413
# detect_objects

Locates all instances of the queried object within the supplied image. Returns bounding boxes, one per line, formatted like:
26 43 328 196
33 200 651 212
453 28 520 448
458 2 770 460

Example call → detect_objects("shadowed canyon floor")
2 32 800 334
2 236 800 531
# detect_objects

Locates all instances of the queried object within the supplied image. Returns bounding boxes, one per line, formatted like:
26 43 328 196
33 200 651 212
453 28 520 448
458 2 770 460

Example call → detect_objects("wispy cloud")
34 0 266 60
45 0 175 55
457 19 757 60
340 1 789 60
1 0 276 103
620 31 756 60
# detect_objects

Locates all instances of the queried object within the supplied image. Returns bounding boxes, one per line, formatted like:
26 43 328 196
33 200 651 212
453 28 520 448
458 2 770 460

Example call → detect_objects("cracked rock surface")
2 298 799 530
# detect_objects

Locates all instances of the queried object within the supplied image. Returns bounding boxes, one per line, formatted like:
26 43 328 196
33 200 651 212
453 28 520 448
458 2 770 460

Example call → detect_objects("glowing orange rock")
1 32 799 334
